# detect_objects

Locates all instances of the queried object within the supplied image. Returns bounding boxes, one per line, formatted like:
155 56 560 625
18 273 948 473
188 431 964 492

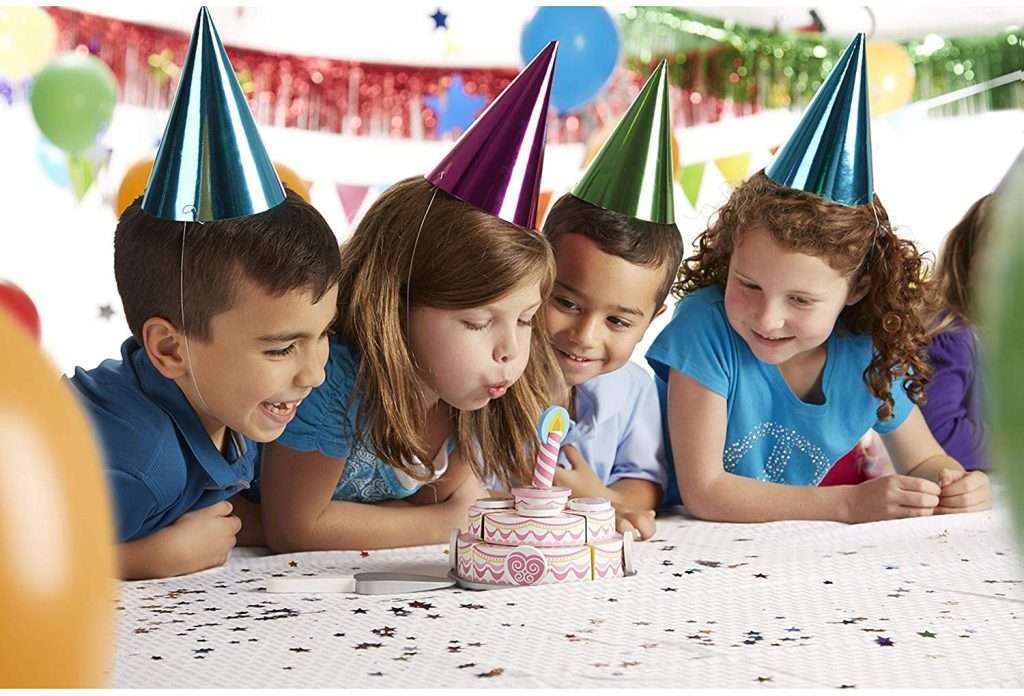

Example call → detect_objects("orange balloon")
274 161 311 202
114 159 311 217
114 158 153 217
583 123 680 179
0 311 116 686
866 41 916 116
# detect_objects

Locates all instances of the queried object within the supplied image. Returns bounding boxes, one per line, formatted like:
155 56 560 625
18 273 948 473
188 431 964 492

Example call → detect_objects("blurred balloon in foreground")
0 310 117 686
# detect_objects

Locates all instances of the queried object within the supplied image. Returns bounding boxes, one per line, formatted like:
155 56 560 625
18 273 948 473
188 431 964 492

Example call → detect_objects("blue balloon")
36 138 70 189
520 7 620 114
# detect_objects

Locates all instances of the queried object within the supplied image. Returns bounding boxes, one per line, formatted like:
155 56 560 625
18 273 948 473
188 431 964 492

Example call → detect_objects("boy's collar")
124 338 250 489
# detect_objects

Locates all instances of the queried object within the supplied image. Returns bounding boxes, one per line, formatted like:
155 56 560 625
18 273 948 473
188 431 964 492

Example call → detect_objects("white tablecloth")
111 495 1024 688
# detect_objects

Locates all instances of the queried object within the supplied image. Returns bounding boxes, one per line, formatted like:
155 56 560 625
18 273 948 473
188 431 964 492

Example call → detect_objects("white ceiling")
63 2 1024 66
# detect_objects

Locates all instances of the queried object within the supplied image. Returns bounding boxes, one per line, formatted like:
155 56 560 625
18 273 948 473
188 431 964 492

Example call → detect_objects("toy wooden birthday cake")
449 407 634 588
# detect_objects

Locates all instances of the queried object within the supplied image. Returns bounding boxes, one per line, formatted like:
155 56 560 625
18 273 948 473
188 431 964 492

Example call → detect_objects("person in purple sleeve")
921 195 992 472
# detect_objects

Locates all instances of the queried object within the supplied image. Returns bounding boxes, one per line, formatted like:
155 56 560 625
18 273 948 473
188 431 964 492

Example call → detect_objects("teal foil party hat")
766 33 873 206
142 7 284 221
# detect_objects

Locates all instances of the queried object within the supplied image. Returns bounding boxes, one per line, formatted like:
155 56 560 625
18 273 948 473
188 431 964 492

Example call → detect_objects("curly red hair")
674 171 933 420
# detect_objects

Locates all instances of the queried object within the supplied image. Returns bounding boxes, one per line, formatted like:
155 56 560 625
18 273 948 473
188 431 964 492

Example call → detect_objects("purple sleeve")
921 327 988 471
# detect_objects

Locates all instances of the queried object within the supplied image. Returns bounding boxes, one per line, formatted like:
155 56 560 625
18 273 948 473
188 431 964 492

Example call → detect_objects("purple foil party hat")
426 41 557 229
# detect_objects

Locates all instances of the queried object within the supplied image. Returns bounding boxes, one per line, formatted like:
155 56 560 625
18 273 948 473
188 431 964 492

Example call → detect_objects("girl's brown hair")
926 194 992 334
674 170 933 420
335 176 561 488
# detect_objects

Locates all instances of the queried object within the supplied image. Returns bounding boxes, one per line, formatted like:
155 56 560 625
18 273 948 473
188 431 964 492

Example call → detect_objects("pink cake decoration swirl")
504 545 547 585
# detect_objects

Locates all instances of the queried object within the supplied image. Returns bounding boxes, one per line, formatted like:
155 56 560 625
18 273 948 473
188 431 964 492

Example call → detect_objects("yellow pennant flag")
714 153 753 189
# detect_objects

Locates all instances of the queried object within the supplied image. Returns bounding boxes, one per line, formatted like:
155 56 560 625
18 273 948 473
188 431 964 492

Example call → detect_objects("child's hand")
845 475 941 523
165 500 242 574
440 475 488 529
935 469 992 514
616 508 656 541
553 445 609 499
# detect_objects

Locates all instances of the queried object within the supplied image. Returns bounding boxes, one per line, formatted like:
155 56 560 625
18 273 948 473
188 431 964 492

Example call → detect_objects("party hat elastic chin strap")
179 209 213 418
404 187 439 375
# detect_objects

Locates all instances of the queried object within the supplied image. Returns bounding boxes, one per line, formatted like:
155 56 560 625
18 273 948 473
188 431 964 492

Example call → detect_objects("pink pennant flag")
335 183 371 225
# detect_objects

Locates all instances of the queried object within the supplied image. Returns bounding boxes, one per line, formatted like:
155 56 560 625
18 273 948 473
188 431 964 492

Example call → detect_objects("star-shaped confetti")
424 74 486 137
354 642 383 650
98 304 116 320
918 630 937 638
372 626 397 638
477 668 504 678
430 7 448 29
875 636 894 646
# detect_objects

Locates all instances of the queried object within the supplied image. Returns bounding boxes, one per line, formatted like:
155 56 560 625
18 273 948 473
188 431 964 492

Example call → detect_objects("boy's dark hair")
114 187 341 342
541 193 683 309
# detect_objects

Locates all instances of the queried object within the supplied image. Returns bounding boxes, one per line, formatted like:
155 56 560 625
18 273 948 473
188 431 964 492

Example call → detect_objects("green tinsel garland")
620 7 1023 114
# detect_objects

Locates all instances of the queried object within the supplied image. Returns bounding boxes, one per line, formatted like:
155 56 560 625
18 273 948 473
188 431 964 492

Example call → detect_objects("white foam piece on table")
266 576 356 594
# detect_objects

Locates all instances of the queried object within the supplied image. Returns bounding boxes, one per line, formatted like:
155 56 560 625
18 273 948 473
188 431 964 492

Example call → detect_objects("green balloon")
30 52 116 154
981 161 1024 539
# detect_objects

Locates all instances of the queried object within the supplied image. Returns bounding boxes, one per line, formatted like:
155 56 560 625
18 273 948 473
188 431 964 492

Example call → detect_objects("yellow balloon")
0 6 58 79
866 40 916 116
114 158 154 217
0 311 116 686
274 161 312 202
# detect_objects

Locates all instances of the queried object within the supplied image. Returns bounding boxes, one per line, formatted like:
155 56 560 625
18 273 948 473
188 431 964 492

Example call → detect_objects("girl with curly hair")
646 168 992 523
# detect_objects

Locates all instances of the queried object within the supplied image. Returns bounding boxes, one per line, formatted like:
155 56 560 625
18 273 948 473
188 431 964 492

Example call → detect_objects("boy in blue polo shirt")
68 8 341 579
540 62 683 541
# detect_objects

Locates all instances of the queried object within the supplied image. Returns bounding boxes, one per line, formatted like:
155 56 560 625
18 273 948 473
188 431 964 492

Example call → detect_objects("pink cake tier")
451 494 634 588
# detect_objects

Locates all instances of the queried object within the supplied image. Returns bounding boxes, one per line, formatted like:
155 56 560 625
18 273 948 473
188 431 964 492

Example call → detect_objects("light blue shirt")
560 361 669 495
255 336 447 502
646 285 913 505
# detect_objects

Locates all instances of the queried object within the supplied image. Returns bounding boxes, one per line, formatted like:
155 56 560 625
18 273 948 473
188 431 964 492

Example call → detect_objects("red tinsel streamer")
45 7 754 144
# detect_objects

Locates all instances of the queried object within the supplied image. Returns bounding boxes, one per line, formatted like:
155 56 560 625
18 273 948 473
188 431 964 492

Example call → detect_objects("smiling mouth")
261 399 302 416
556 347 598 364
751 329 793 343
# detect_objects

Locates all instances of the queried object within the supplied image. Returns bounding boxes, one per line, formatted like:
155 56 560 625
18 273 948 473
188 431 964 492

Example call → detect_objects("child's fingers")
935 501 992 515
938 468 969 488
893 475 941 496
633 512 656 541
562 445 588 471
937 488 992 510
896 489 940 509
938 471 987 498
552 468 573 487
616 517 637 539
206 500 234 516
